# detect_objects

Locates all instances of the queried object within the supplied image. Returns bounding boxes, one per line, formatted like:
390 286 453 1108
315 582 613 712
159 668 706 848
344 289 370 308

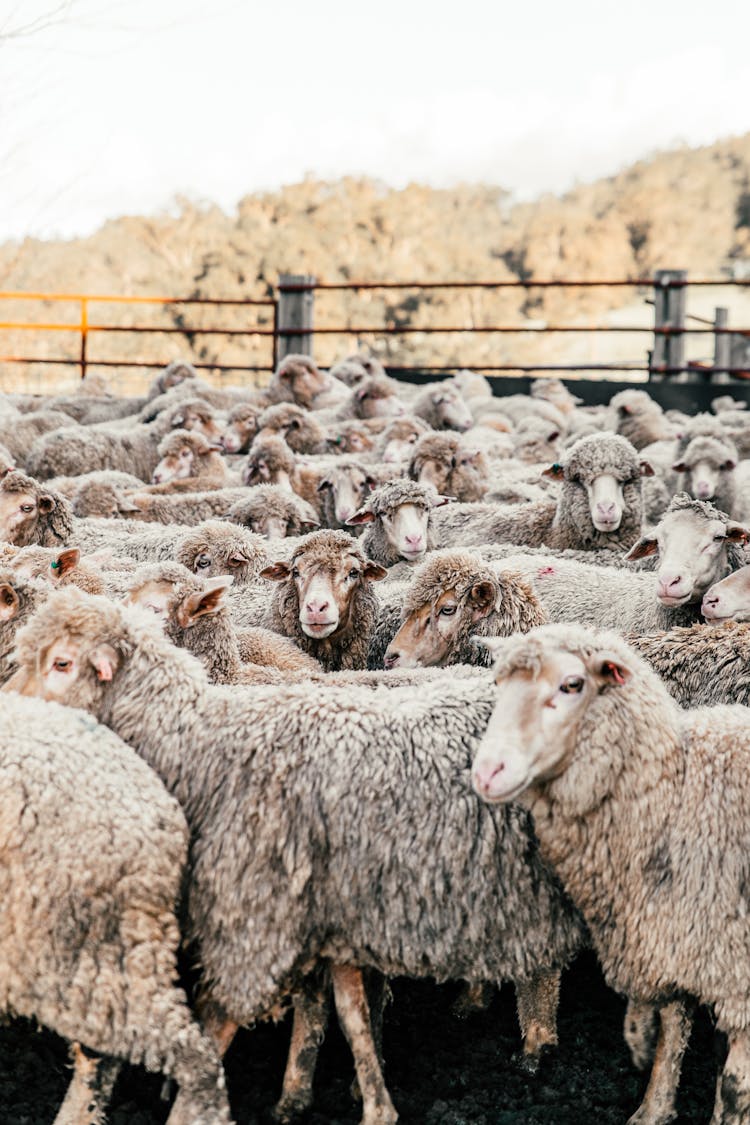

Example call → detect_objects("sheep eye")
713 534 726 542
560 676 584 694
53 659 71 672
180 449 191 458
439 605 457 616
408 434 418 443
195 555 211 569
20 504 34 513
291 567 300 579
348 568 359 580
227 557 243 568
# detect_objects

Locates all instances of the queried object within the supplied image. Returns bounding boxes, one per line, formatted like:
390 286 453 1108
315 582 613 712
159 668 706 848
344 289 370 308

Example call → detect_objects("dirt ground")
0 952 717 1125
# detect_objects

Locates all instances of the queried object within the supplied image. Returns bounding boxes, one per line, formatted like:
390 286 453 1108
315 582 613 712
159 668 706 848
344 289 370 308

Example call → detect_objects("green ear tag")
50 560 61 570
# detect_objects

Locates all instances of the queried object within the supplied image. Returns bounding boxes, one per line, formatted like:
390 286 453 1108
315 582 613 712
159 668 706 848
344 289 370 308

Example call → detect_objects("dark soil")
0 952 717 1124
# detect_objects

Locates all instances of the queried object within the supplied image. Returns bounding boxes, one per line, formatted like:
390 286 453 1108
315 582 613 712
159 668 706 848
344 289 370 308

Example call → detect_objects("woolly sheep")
334 374 407 421
11 588 584 1122
269 353 350 411
671 433 744 516
255 402 329 455
384 550 548 670
408 431 488 502
121 486 249 525
260 529 387 670
374 415 431 464
25 398 223 482
0 569 47 683
220 401 262 454
630 621 750 708
609 388 673 449
471 622 750 1123
411 381 474 431
431 433 652 554
0 689 231 1124
149 429 237 489
325 418 381 456
0 409 75 463
225 485 320 538
316 459 379 529
349 479 451 567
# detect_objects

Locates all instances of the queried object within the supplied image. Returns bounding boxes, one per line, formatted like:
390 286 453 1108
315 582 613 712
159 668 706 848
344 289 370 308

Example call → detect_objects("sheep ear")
624 535 658 561
547 430 560 442
347 510 375 525
639 460 655 478
541 462 565 481
260 561 292 581
171 412 186 427
116 495 142 514
468 580 496 620
726 523 750 543
431 392 445 404
671 461 687 473
356 387 368 401
51 548 79 579
176 579 232 628
0 584 19 623
278 367 292 380
285 418 301 431
594 654 631 687
433 495 455 508
363 562 388 582
89 644 119 683
317 478 332 493
38 494 57 513
365 475 378 491
722 459 738 471
618 404 632 416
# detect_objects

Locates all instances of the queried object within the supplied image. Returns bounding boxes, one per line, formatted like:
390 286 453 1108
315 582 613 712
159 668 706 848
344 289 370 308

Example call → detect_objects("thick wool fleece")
12 591 584 1036
432 433 645 554
490 624 750 1034
0 691 230 1122
0 472 74 547
0 571 47 682
630 621 750 708
359 479 441 567
227 486 319 537
126 487 248 526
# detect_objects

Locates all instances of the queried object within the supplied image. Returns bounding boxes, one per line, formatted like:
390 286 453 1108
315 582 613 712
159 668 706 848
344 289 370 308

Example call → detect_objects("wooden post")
650 269 687 382
277 273 315 363
712 307 731 383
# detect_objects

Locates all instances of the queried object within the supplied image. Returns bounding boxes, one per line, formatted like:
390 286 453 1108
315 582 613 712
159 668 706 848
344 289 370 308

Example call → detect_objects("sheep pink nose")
151 472 162 484
702 594 719 611
337 507 352 523
306 599 329 614
405 534 423 548
473 761 505 795
596 501 616 518
657 574 685 599
694 482 712 499
384 651 399 669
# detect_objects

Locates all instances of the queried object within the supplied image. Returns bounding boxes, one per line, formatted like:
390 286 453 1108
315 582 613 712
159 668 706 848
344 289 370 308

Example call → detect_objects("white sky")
1 0 749 242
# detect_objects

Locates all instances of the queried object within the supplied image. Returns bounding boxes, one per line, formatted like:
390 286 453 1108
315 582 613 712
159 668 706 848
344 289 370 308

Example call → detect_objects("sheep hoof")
268 1095 312 1123
451 981 495 1020
626 1108 677 1125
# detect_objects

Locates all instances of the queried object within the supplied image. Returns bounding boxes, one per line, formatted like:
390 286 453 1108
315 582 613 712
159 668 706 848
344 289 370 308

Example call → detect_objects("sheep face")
151 443 198 484
262 549 386 640
354 382 406 420
626 503 749 607
375 503 431 563
167 404 222 443
318 465 376 527
277 358 330 406
7 629 118 709
381 430 421 464
0 487 55 546
385 581 495 669
471 638 630 804
188 547 254 581
702 567 750 622
125 579 174 621
672 443 737 502
430 388 473 432
327 424 374 455
221 410 260 454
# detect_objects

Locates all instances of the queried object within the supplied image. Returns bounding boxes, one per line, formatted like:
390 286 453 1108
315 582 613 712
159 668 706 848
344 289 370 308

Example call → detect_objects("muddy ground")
0 952 719 1125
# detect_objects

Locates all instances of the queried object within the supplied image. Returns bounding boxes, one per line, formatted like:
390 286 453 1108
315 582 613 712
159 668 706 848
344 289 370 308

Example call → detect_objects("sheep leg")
624 998 660 1071
711 1033 750 1124
513 968 561 1074
627 998 693 1125
330 963 398 1125
451 980 495 1020
351 971 390 1101
272 977 331 1123
53 1044 121 1125
198 995 239 1058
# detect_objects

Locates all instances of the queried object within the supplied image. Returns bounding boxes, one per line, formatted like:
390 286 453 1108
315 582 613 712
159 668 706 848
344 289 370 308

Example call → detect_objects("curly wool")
175 520 268 585
11 590 584 1038
0 570 47 682
489 623 750 1035
256 403 328 455
227 486 319 537
1 472 74 547
359 479 441 567
124 487 248 526
0 691 230 1120
629 621 750 708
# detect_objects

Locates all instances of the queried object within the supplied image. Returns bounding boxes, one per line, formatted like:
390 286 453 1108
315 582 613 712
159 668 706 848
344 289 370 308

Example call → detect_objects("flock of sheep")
1 352 750 1125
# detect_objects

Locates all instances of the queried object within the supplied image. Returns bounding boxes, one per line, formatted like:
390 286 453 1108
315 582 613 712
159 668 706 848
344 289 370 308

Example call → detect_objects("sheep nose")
702 594 719 613
695 482 712 498
405 534 423 548
472 761 505 795
596 501 616 518
306 599 329 614
151 473 162 484
384 651 399 669
337 507 352 523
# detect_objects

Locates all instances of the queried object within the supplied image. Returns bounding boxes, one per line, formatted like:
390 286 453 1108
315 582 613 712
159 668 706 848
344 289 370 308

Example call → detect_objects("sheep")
431 432 652 554
412 381 473 431
26 398 223 482
113 486 249 525
0 471 74 547
671 433 742 515
478 393 566 433
268 353 349 410
374 415 431 464
712 394 747 414
225 485 319 539
0 689 231 1124
325 418 381 456
408 431 488 502
511 415 563 465
0 409 75 463
383 550 548 670
471 621 750 1125
0 569 47 683
255 402 329 455
348 479 451 568
149 429 238 490
4 544 106 595
316 459 380 529
10 587 585 1122
334 374 407 421
48 468 145 507
629 621 750 708
701 563 750 622
530 377 583 415
0 440 15 475
173 520 269 585
609 388 674 449
329 351 386 385
260 529 387 669
220 401 262 453
124 562 320 683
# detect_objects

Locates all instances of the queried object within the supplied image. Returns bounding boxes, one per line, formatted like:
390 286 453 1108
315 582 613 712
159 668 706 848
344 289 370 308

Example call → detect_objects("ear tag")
50 561 61 571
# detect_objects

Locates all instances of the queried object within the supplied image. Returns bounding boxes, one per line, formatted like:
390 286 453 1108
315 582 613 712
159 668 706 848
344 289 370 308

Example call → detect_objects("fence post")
80 297 88 380
650 269 687 382
712 307 731 383
277 274 315 363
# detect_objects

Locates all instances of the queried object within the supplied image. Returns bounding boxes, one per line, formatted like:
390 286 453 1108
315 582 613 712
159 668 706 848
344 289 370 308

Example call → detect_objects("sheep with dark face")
408 431 488 502
226 486 319 539
260 529 387 670
348 479 451 568
432 433 652 554
384 551 548 671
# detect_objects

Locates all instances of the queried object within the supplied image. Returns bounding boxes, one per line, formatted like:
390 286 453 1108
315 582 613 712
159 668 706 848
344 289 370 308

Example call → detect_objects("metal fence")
2 271 750 385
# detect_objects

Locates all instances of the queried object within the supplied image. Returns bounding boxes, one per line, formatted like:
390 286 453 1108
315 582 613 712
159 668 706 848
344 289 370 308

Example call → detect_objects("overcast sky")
1 0 749 243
